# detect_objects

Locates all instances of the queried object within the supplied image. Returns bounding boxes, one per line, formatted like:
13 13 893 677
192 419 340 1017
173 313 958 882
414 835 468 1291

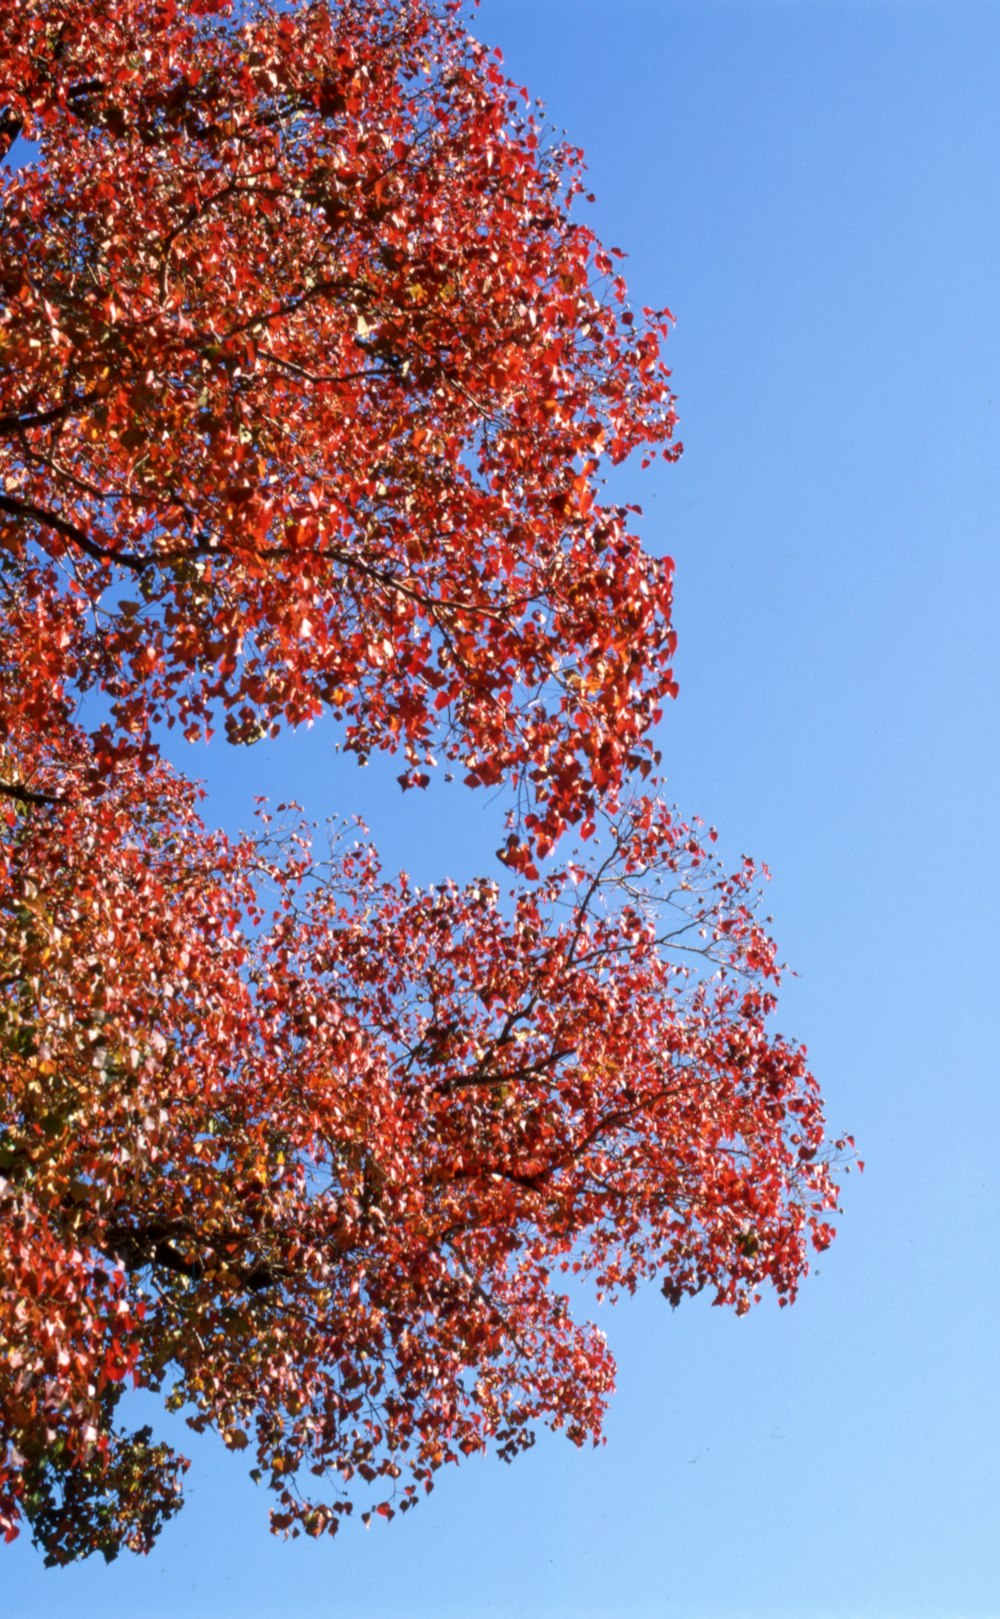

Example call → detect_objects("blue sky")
7 1 1000 1614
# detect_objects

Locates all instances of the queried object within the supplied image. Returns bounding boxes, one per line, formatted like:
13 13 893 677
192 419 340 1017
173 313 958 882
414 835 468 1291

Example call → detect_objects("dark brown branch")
64 79 107 111
1 109 24 164
104 1218 286 1294
0 780 62 808
0 493 148 572
256 347 395 387
0 390 105 436
440 1045 575 1093
225 274 356 341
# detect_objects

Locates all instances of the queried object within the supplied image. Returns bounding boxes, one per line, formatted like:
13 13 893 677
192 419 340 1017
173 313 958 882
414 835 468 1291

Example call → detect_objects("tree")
0 0 846 1562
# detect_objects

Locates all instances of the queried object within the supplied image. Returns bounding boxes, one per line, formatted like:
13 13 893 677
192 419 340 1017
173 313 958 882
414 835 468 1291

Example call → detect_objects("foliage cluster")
0 0 843 1561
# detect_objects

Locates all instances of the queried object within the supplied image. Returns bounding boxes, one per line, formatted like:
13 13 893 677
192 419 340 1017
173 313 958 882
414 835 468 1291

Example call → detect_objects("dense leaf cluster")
0 0 844 1561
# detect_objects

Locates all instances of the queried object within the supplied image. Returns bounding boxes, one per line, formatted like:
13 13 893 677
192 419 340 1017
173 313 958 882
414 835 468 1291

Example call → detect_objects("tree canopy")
0 0 845 1563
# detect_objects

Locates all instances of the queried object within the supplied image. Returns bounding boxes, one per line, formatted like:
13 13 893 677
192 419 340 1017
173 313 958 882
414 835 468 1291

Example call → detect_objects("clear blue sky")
8 2 1000 1614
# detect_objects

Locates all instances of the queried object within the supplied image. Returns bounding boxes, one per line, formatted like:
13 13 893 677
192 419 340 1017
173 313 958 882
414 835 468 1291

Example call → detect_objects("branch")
0 779 62 807
224 274 355 341
256 346 395 387
440 1045 575 1093
0 390 105 436
0 109 24 164
0 493 148 572
103 1218 286 1294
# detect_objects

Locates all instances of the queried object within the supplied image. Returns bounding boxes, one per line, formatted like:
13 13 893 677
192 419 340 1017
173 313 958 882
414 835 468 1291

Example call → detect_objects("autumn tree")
0 0 846 1562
